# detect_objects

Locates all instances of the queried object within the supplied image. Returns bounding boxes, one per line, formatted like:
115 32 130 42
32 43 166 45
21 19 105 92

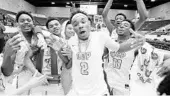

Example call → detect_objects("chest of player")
109 50 135 60
108 50 135 70
71 39 104 61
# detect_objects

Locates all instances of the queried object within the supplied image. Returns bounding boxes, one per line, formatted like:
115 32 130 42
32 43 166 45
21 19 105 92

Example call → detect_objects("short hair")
45 17 60 29
16 11 34 22
115 13 127 20
123 19 135 31
65 20 71 27
70 10 92 24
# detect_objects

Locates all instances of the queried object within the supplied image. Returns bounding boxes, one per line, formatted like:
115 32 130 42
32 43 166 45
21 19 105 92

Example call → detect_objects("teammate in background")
102 0 148 95
29 17 65 95
59 10 145 96
105 19 140 95
60 20 75 95
102 0 148 39
1 11 47 95
61 20 75 40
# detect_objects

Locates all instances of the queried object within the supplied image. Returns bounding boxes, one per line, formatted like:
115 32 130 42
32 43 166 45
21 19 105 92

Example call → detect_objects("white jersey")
68 32 119 95
106 48 135 90
106 29 135 91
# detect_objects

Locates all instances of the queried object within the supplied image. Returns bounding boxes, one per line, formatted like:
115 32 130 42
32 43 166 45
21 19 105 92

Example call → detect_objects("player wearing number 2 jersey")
59 10 145 96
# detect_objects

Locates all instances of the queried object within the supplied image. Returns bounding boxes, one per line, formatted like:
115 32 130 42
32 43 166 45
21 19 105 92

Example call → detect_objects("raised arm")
1 34 23 76
135 0 148 31
104 29 145 52
70 2 77 14
102 0 115 35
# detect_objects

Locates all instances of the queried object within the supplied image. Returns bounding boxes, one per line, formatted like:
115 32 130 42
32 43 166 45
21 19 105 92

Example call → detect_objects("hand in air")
128 28 145 49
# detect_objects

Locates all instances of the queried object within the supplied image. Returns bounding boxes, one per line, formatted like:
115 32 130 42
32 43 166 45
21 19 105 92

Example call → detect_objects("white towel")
130 42 164 96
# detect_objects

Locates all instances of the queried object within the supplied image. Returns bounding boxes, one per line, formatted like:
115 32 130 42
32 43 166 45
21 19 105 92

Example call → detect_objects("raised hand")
118 28 145 52
61 45 72 60
129 28 145 49
4 33 23 56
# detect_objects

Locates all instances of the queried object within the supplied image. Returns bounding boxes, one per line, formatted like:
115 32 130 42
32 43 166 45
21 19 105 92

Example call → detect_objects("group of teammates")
0 0 170 96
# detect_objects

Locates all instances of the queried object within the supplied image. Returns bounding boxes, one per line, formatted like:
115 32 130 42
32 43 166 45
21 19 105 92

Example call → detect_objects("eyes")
19 18 32 23
119 22 131 28
116 17 124 21
49 23 60 29
72 19 87 27
116 16 125 21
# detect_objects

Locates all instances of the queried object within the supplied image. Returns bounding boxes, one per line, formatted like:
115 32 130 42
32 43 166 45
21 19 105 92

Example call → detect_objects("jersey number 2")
80 62 89 75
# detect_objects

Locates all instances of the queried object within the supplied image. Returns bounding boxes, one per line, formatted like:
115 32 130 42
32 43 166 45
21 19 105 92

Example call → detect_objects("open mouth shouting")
80 31 86 35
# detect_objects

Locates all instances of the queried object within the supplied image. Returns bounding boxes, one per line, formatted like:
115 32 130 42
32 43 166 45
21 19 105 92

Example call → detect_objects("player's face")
117 21 131 37
71 13 91 40
48 20 61 36
115 15 126 26
17 14 34 33
65 24 75 39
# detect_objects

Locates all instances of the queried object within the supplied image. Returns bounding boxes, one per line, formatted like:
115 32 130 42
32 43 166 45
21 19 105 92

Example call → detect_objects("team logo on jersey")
151 52 158 60
76 52 91 60
140 47 147 54
110 51 126 58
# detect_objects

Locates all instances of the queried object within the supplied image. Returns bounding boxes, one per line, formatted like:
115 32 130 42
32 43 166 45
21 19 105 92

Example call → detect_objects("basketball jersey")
106 47 135 90
68 32 119 95
106 29 135 90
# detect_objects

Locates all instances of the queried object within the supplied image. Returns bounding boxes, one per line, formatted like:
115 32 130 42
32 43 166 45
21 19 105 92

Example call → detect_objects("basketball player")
102 0 148 39
59 10 145 96
105 19 141 95
29 18 65 95
102 0 148 95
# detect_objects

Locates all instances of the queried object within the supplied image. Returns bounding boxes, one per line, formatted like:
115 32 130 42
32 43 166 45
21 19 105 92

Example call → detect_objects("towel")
130 42 165 96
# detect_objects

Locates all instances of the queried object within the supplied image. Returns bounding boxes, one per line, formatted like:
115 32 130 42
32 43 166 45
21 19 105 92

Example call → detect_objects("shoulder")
68 35 78 45
93 31 110 38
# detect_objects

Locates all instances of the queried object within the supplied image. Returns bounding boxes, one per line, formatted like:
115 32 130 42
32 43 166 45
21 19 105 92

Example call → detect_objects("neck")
118 35 129 43
54 33 61 37
65 35 70 40
22 31 33 43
